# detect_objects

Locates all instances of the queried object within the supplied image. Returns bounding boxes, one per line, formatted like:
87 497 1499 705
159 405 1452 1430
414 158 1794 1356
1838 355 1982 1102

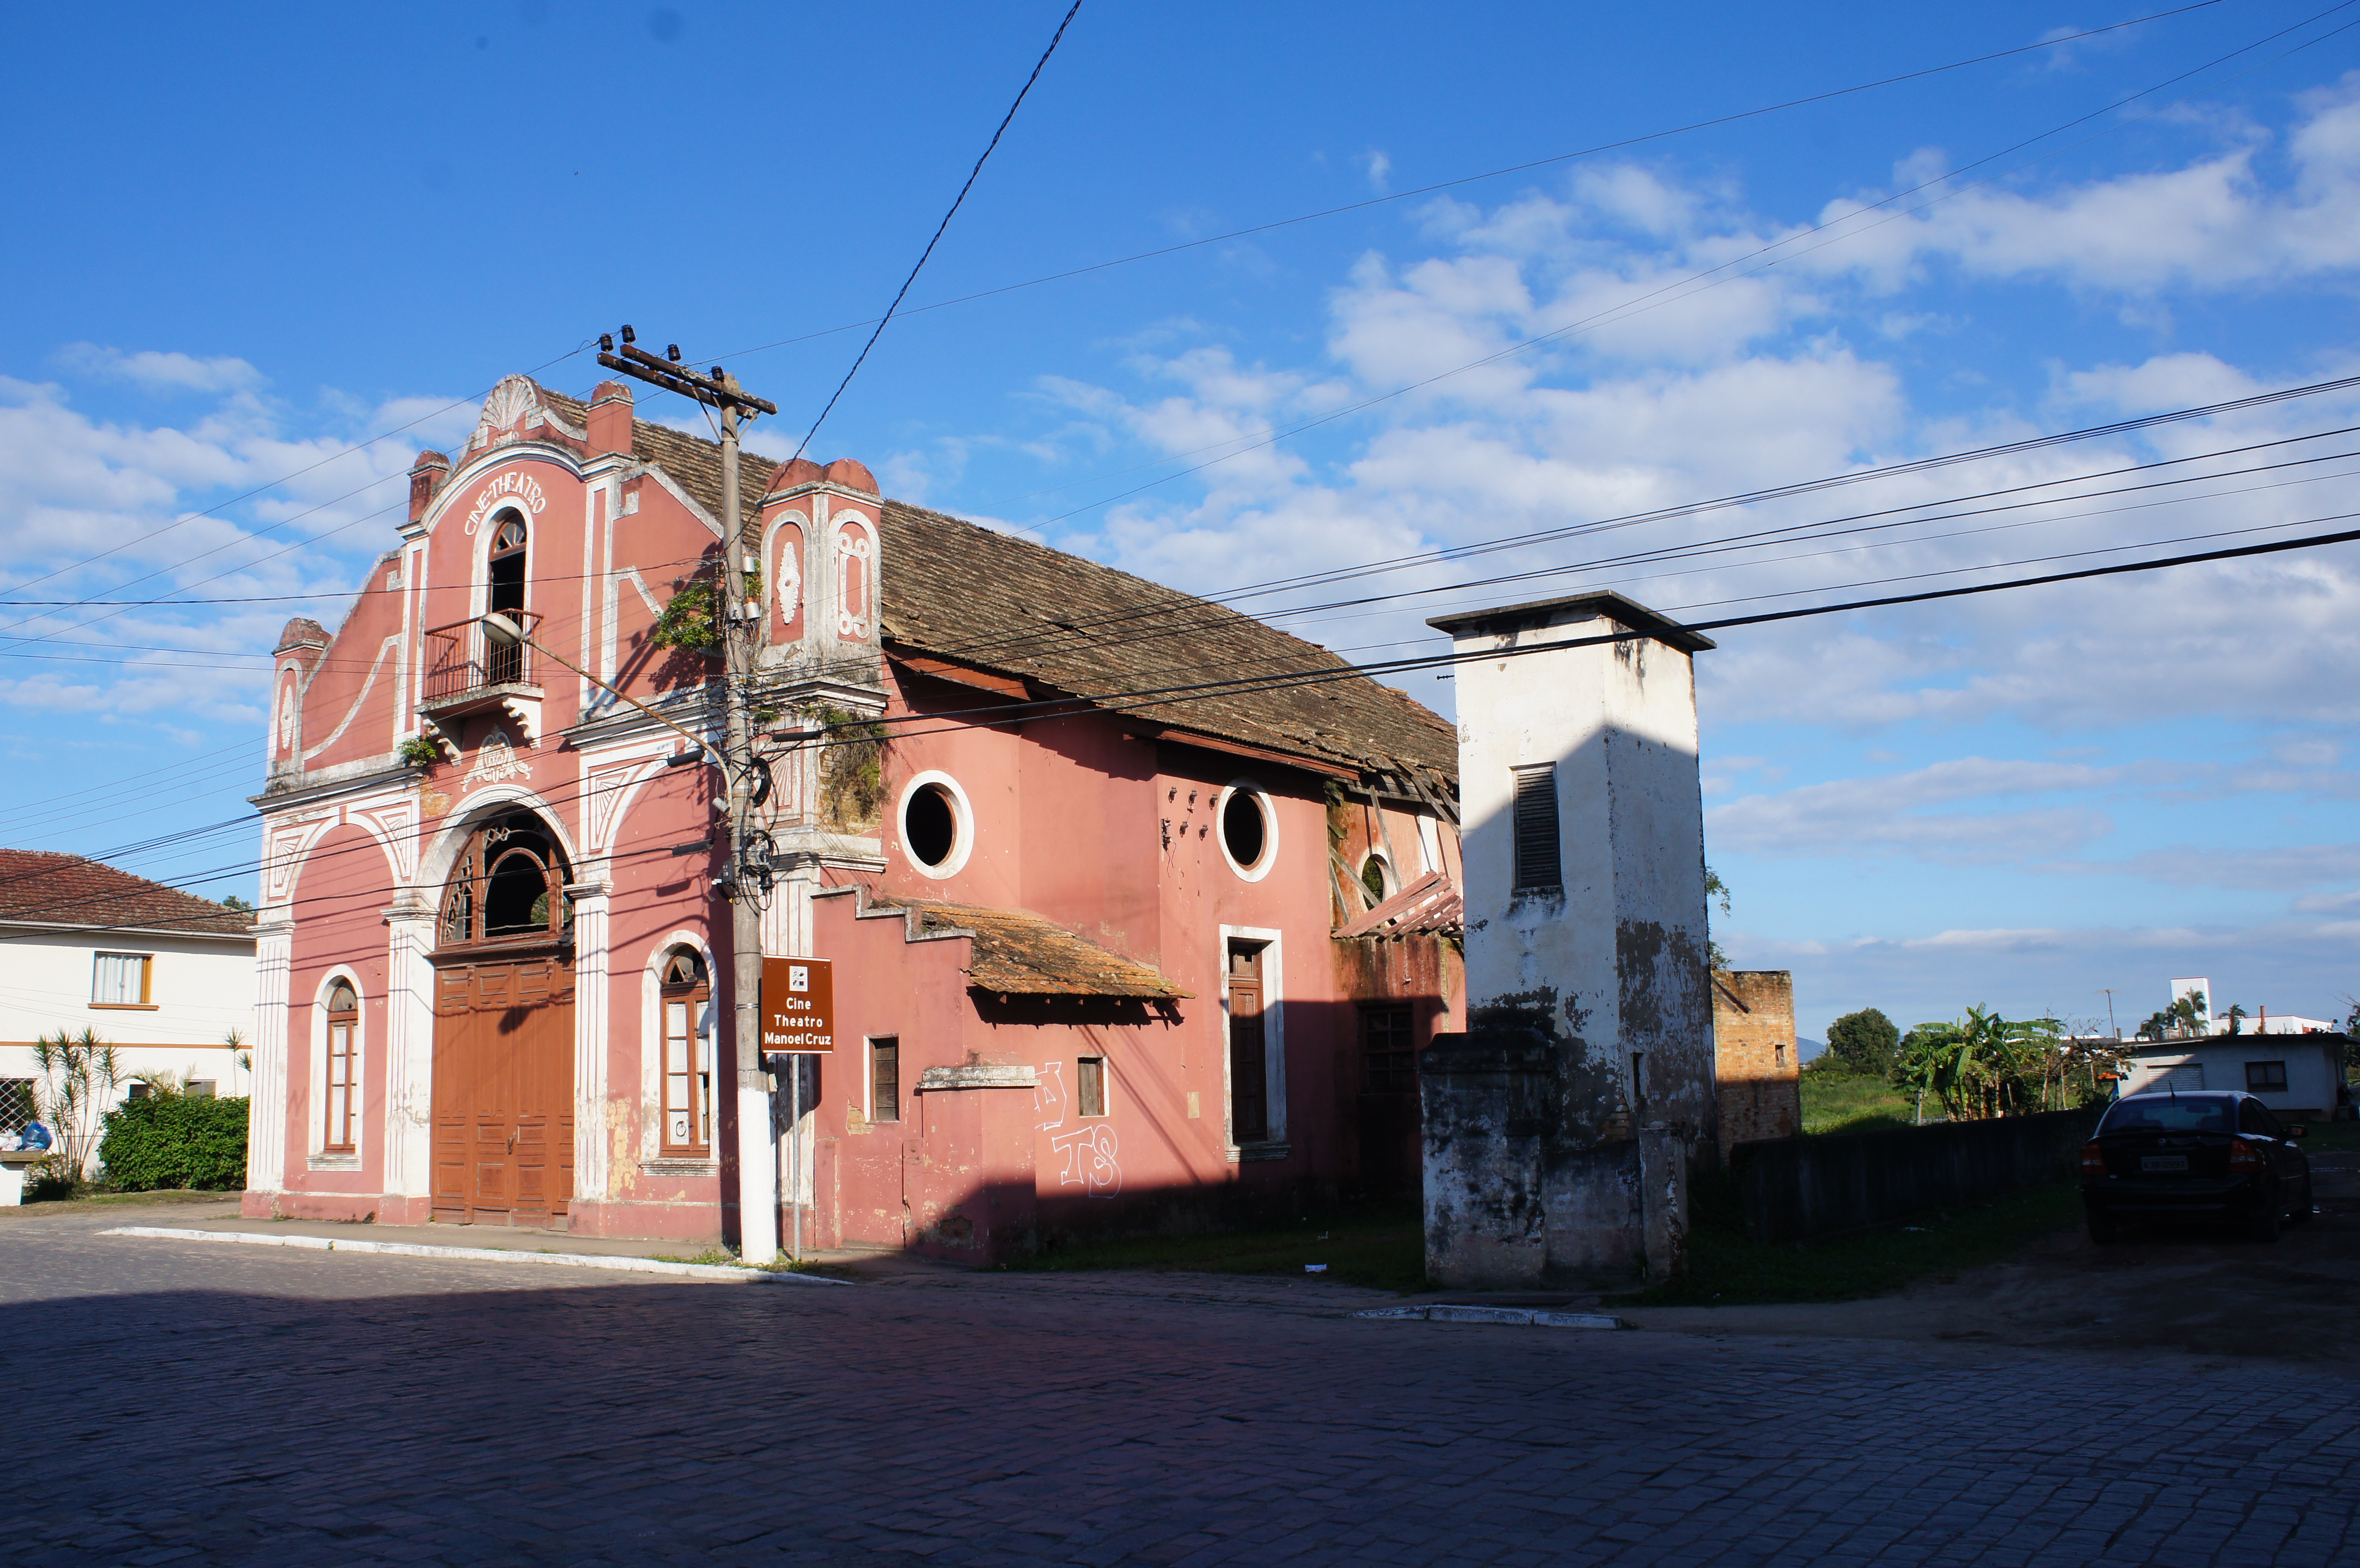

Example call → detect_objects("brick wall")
1712 970 1800 1157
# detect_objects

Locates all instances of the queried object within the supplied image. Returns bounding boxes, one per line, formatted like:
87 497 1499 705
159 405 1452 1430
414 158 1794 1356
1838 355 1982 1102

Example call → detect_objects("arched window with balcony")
486 511 528 684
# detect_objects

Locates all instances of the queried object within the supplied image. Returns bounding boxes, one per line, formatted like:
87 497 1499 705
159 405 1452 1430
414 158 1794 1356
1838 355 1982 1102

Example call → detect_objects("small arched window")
659 948 712 1157
1360 853 1394 908
324 979 359 1155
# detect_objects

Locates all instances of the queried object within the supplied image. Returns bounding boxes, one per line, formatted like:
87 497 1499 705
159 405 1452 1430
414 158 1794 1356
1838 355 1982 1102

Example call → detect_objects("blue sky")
5 1 2360 1040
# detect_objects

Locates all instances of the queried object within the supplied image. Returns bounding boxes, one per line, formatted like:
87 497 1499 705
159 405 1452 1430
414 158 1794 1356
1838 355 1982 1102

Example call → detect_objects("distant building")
2119 1033 2351 1121
1711 970 1800 1155
0 851 258 1167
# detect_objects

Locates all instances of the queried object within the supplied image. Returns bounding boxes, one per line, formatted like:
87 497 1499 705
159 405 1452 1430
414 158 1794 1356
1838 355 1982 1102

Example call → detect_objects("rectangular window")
92 952 153 1006
1360 1006 1416 1094
2246 1060 2288 1092
870 1037 900 1123
1227 941 1268 1142
0 1078 34 1132
1511 765 1561 892
324 1022 357 1153
661 993 712 1155
1078 1056 1107 1117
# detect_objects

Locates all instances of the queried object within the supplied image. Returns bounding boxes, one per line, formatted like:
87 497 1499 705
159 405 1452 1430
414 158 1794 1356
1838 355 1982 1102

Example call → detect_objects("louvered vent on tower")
1512 763 1561 892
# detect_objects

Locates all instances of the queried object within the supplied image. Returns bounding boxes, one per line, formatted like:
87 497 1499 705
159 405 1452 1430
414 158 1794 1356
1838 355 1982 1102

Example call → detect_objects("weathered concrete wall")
1733 1106 2101 1244
1421 593 1715 1286
1712 969 1801 1158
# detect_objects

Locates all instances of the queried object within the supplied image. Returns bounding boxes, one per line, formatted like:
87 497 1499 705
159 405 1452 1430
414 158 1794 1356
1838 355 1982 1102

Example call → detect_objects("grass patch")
1799 1069 1921 1135
1613 1179 2082 1307
17 1187 240 1209
1002 1204 1426 1292
2298 1120 2360 1154
649 1246 856 1280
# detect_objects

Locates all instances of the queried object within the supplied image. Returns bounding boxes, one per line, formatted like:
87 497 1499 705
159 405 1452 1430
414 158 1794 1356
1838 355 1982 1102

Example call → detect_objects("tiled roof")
0 851 257 937
1334 869 1464 940
905 901 1189 999
536 382 1459 791
875 502 1458 788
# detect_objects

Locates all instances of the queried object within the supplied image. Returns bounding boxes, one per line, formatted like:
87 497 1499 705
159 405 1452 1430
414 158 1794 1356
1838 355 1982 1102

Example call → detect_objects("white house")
2120 1033 2351 1121
0 850 258 1169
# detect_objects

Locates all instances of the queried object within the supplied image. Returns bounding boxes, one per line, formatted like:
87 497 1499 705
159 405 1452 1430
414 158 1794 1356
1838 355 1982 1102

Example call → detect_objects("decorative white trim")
1216 924 1287 1149
895 769 974 880
1215 779 1278 882
302 637 400 763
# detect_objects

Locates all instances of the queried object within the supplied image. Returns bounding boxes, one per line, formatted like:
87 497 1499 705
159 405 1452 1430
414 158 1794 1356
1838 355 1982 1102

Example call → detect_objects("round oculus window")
904 784 957 869
1220 785 1273 878
897 771 973 879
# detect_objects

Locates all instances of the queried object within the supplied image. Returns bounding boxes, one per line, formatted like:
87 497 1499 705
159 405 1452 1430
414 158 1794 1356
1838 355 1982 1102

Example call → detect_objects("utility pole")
597 327 784 1264
2098 988 2120 1040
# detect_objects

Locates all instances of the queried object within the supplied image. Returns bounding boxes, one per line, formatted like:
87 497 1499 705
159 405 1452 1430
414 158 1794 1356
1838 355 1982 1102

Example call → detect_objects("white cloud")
1804 73 2360 295
54 343 265 394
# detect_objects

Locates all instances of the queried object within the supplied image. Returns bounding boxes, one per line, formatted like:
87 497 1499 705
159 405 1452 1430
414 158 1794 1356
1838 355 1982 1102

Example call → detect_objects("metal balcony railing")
421 610 542 706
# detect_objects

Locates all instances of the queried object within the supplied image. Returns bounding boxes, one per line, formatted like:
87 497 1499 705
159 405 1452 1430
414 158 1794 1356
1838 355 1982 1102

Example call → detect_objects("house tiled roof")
0 851 257 937
905 901 1189 999
535 383 1459 791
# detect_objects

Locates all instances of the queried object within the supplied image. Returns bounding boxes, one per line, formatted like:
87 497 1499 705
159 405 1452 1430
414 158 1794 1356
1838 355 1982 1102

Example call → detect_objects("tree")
1704 865 1731 971
30 1028 121 1182
1823 1007 1900 1077
2223 1003 2249 1035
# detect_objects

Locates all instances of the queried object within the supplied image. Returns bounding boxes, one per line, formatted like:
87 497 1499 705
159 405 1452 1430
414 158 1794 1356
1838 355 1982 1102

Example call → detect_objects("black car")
2080 1090 2313 1243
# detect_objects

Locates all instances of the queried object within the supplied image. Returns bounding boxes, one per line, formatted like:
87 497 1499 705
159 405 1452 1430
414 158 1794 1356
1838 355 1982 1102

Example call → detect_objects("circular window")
1217 783 1277 882
1360 854 1394 906
896 771 973 879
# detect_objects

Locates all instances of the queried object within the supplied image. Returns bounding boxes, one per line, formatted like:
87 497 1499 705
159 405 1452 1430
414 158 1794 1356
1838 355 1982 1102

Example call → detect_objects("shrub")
99 1094 250 1191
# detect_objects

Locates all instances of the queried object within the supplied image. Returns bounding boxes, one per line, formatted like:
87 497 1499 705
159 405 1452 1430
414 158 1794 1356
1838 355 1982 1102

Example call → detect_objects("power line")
926 377 2360 671
787 0 1086 464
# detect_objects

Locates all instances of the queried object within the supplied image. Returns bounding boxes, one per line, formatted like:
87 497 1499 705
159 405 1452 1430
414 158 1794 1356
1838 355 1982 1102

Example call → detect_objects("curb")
1354 1304 1628 1329
98 1226 850 1285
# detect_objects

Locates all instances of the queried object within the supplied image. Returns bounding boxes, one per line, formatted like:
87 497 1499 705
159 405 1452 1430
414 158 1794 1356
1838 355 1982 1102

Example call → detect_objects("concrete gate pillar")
1421 593 1716 1287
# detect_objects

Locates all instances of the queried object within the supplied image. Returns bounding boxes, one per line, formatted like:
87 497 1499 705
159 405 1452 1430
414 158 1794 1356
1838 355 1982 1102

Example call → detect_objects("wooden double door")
431 955 576 1226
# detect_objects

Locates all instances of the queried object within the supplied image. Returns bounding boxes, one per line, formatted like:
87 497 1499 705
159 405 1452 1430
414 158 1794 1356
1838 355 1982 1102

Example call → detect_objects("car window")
2100 1097 2230 1135
2238 1099 2272 1136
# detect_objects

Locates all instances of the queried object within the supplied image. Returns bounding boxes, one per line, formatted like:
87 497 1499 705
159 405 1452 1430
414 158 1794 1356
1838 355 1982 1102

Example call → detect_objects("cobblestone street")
3 1203 2355 1568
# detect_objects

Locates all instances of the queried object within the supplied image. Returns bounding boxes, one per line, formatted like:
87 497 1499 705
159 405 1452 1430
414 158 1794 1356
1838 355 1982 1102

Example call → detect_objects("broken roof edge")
1426 589 1715 654
812 882 1190 999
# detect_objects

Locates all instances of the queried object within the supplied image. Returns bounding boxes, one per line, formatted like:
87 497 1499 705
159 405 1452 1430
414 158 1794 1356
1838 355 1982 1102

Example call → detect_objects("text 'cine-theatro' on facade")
246 373 1467 1257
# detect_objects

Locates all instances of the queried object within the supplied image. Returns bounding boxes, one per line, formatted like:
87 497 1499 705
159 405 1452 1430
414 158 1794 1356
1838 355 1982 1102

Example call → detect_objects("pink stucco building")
246 374 1463 1259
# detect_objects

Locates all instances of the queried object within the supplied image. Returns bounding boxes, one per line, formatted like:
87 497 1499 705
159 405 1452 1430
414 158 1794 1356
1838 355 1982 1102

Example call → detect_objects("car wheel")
2086 1206 2120 1245
2288 1174 2316 1225
2248 1189 2282 1243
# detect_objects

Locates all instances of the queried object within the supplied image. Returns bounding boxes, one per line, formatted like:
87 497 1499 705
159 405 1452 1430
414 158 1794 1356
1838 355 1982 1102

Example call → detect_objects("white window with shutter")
92 952 152 1006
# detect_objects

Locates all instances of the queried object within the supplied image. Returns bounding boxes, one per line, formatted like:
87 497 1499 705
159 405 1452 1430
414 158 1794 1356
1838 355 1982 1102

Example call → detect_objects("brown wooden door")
431 956 575 1226
1227 942 1267 1143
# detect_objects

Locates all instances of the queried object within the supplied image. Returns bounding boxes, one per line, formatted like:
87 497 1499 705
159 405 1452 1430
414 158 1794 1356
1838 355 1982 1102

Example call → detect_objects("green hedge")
99 1095 249 1191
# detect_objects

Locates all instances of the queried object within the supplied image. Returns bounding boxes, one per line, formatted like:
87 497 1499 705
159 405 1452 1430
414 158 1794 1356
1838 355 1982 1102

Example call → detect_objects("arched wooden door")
430 811 577 1227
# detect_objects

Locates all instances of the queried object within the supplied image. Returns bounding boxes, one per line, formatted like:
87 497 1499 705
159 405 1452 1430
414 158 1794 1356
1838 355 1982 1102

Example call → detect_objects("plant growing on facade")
398 735 442 769
649 566 763 655
30 1027 121 1184
813 706 886 832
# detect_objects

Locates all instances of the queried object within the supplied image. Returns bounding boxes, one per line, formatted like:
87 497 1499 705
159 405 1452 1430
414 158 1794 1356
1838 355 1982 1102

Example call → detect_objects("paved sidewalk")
3 1200 2355 1567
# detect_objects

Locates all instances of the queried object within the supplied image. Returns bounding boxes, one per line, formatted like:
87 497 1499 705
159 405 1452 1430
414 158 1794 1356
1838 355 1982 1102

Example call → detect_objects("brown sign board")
760 956 836 1054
